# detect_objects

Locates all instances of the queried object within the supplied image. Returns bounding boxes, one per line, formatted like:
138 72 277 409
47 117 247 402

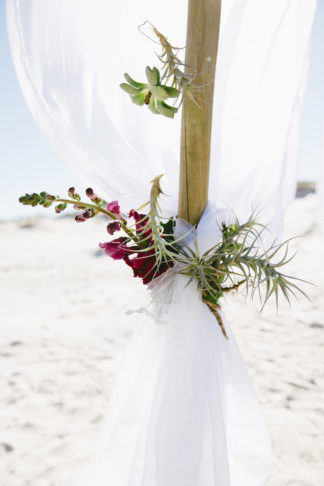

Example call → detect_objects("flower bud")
42 200 52 208
86 187 100 203
55 203 67 214
107 221 121 235
75 214 86 223
19 192 56 207
68 187 80 201
83 209 93 219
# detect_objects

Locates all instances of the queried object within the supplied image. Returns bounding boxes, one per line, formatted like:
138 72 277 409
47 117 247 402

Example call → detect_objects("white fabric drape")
6 0 317 227
211 1 317 230
56 209 274 486
62 276 274 486
6 1 318 485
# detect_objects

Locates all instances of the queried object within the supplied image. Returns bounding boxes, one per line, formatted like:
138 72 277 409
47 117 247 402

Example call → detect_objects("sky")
0 1 323 220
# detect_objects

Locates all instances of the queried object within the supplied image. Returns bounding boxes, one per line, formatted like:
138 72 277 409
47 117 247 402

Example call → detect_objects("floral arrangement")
19 175 307 339
19 24 307 339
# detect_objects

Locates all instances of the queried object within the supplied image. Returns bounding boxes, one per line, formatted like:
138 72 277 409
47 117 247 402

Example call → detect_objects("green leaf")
152 67 160 84
156 100 178 118
145 66 159 86
162 86 179 98
123 73 147 88
131 90 148 106
120 83 143 95
160 218 175 243
148 97 160 114
151 86 172 101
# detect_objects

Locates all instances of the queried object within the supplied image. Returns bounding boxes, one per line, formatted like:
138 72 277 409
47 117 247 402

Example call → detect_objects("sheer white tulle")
6 0 317 229
6 1 318 485
56 209 274 486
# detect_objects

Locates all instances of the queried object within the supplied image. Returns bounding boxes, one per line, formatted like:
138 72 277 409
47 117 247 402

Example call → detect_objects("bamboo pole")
178 0 222 225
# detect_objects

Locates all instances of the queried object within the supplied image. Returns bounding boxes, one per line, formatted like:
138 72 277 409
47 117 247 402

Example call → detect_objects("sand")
0 194 323 486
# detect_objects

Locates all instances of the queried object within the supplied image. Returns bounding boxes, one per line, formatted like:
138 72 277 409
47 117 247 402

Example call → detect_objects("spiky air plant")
131 175 182 266
126 176 309 338
120 22 204 117
174 216 309 338
140 21 202 107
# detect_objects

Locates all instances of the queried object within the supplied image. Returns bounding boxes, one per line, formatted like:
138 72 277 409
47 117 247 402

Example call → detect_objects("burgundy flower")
107 221 121 235
100 207 174 285
129 209 141 221
126 250 174 284
99 237 127 260
107 200 122 219
129 209 151 236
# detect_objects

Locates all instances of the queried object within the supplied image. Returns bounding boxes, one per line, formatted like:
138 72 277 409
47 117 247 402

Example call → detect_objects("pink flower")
107 221 121 235
99 237 127 260
107 200 122 219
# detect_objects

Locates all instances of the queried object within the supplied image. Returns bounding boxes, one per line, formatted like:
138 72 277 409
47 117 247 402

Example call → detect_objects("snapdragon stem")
56 198 138 242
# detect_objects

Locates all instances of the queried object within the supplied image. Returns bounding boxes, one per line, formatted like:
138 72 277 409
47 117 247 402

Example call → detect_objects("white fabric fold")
57 207 274 486
59 275 274 486
6 0 317 231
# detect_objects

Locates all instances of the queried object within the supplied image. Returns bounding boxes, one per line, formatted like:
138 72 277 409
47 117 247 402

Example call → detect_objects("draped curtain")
6 0 317 232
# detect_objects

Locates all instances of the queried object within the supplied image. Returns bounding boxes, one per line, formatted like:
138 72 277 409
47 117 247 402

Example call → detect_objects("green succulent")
120 66 179 118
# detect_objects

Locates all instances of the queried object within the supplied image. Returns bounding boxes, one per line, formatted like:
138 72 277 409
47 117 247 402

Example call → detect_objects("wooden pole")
178 0 222 225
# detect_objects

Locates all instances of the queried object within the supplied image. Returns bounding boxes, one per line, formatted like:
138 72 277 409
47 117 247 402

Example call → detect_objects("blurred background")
1 1 324 485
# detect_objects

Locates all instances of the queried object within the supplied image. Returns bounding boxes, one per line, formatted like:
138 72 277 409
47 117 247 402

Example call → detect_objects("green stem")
56 198 138 242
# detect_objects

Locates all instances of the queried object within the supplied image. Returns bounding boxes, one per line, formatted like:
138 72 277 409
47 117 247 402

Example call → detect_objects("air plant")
138 178 309 338
120 22 202 117
175 217 309 338
120 68 179 118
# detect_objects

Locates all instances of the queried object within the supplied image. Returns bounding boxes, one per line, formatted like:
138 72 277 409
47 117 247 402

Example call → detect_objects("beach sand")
0 194 323 486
